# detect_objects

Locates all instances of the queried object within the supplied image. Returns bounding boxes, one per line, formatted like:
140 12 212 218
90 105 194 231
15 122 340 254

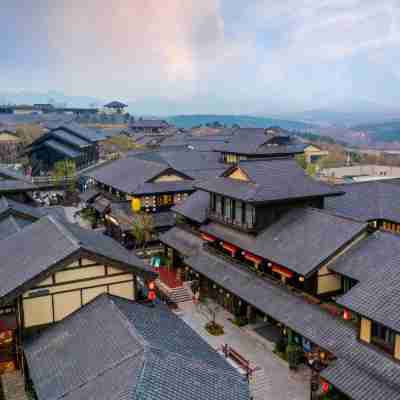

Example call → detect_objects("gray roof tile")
196 159 343 204
25 294 250 400
172 190 210 224
201 208 367 277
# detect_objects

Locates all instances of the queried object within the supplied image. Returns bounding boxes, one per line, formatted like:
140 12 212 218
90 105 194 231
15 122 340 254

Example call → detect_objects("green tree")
295 154 307 169
131 212 154 250
53 159 77 192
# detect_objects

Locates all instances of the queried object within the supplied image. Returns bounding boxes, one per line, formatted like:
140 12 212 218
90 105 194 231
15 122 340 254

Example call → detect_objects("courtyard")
177 300 310 400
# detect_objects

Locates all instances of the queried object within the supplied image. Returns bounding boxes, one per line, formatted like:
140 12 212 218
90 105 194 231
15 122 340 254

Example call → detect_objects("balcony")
206 209 257 233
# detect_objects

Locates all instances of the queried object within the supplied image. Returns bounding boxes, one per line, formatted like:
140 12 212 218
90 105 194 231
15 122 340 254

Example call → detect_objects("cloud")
45 0 225 100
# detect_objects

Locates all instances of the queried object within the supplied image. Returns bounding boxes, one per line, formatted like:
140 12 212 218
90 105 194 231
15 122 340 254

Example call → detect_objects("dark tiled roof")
131 149 226 179
52 129 92 148
111 202 175 230
58 122 106 142
0 216 155 304
0 179 37 193
134 181 195 195
78 189 100 203
104 101 128 108
0 215 30 240
172 190 209 224
131 120 170 129
0 196 44 220
325 181 400 223
185 249 400 400
44 139 81 158
0 165 33 183
196 159 343 204
213 128 306 156
328 231 400 281
93 195 111 214
159 227 203 257
87 157 168 194
25 294 250 400
201 208 367 277
338 258 400 333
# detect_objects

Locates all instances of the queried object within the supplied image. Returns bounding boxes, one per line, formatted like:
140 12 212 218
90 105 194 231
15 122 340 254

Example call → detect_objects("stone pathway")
178 301 310 400
0 372 28 400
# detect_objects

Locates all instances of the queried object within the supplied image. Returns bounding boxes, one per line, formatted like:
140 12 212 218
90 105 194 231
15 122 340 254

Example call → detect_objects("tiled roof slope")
159 226 203 257
0 216 155 304
196 159 343 203
338 257 400 333
185 249 400 400
87 157 168 194
172 190 210 224
328 231 400 281
25 294 250 400
201 208 367 277
325 181 400 223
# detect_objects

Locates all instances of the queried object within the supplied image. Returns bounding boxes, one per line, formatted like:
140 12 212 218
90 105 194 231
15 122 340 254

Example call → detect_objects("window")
245 204 256 227
235 201 243 224
210 193 216 211
216 195 222 215
225 198 232 219
371 321 395 352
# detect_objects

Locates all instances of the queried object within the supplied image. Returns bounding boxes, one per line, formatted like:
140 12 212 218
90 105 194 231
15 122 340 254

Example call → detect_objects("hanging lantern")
343 309 351 321
226 293 230 298
322 382 331 393
148 281 156 291
299 276 305 282
320 351 326 360
131 197 141 213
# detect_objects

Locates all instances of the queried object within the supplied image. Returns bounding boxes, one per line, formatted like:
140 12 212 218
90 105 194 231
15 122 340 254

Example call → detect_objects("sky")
2 0 400 114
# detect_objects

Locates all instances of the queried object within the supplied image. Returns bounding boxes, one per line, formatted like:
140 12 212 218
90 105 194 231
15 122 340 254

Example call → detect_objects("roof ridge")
46 215 81 248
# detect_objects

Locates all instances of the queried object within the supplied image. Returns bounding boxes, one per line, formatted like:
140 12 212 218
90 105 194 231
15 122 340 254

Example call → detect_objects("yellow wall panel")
36 276 53 287
53 291 81 322
55 266 105 283
360 318 372 343
229 168 249 181
107 266 125 275
395 335 400 360
23 296 53 327
82 286 108 304
24 273 134 297
154 174 183 182
81 258 98 266
109 281 134 300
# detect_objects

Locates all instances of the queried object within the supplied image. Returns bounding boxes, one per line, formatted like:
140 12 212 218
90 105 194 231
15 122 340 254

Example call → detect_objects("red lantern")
343 309 350 321
148 281 156 291
148 291 156 301
322 382 330 393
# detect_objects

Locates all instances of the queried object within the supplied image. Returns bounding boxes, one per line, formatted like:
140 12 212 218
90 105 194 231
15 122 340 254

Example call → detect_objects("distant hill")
352 120 400 143
167 115 314 130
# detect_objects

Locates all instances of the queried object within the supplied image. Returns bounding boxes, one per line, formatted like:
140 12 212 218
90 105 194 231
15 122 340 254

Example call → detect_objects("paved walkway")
178 301 310 400
0 372 28 400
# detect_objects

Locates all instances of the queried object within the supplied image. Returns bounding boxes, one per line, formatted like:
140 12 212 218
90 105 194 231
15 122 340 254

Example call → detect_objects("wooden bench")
222 344 250 371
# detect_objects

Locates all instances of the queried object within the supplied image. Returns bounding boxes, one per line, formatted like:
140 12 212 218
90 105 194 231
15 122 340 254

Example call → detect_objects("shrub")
205 322 224 336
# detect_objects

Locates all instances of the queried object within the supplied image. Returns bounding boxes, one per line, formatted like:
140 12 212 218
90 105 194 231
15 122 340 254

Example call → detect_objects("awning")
222 242 239 257
272 265 294 279
243 251 262 265
201 233 216 242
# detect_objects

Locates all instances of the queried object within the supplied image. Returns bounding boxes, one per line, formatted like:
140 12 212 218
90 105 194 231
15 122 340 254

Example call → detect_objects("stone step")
156 280 192 303
249 368 269 400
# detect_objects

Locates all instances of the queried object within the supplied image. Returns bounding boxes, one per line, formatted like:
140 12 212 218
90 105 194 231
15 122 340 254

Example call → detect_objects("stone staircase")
0 371 28 400
156 279 192 303
249 367 269 400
